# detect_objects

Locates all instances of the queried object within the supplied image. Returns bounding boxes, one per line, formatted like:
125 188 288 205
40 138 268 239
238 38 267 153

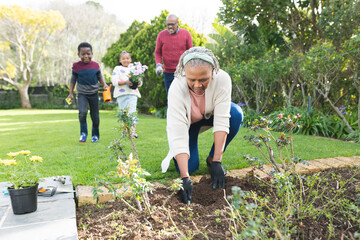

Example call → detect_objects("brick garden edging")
76 156 360 206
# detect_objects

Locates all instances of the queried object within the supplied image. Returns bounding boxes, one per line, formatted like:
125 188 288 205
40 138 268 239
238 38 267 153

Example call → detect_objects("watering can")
103 84 112 103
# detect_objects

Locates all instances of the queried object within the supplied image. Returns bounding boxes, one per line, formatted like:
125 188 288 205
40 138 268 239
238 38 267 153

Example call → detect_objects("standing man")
155 14 193 95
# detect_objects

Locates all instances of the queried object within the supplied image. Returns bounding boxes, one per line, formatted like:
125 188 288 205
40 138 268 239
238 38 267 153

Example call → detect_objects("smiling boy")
67 42 108 143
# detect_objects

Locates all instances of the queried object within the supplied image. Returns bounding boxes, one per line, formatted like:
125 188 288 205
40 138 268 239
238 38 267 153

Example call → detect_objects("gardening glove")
210 161 226 189
155 63 163 76
180 177 193 204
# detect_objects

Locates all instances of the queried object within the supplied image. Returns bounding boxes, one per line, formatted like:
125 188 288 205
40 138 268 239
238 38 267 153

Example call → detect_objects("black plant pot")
8 184 38 215
129 79 138 90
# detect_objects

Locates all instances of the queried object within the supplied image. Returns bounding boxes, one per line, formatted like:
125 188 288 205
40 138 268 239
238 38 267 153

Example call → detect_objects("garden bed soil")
77 167 360 239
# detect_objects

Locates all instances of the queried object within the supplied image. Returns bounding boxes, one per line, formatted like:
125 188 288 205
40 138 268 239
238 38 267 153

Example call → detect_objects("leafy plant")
228 113 360 238
0 150 43 189
94 153 153 214
345 130 360 143
93 108 182 217
115 108 139 161
268 107 352 139
244 114 307 176
93 108 152 213
241 107 262 128
153 106 167 119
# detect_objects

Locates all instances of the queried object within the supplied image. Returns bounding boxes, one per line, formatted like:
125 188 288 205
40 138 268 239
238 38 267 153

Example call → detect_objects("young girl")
111 51 142 113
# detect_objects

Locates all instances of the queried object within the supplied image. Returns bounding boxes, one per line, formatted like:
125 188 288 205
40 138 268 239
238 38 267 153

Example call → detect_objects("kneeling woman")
161 47 243 204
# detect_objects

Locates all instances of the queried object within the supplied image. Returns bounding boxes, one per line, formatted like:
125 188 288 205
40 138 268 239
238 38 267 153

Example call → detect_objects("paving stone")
152 182 167 189
0 182 11 207
96 186 116 204
1 199 75 228
312 158 348 168
97 186 133 204
0 218 77 240
0 176 77 239
308 159 333 170
228 168 250 178
294 161 323 174
75 156 360 209
252 165 273 179
335 156 360 166
76 186 96 206
191 175 208 183
77 184 134 206
0 206 9 228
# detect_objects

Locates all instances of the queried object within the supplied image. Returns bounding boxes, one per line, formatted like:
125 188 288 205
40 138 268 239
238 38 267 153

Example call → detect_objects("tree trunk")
281 83 291 107
352 72 360 130
299 80 307 107
255 83 260 113
358 93 360 130
324 95 354 133
19 86 31 109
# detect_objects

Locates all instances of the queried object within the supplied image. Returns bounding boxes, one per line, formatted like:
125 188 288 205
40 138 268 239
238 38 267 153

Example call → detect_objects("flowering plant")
128 62 148 83
0 150 43 189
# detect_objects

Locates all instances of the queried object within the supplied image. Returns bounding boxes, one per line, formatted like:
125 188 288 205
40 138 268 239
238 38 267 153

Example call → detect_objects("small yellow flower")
0 159 17 166
118 168 129 177
30 156 43 162
128 159 138 166
7 152 19 158
18 150 31 155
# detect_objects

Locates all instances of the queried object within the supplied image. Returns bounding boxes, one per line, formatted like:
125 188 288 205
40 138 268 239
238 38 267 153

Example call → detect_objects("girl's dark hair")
77 42 92 53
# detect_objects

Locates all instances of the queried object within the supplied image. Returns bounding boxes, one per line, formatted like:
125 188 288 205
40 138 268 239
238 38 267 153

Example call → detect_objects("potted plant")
0 150 43 214
128 62 148 89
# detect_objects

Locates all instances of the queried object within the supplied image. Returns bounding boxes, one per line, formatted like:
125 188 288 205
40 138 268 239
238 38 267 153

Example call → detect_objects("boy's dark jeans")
78 93 99 137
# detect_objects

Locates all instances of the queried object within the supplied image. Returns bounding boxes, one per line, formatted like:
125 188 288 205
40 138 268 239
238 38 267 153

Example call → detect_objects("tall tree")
318 0 360 47
218 0 318 53
0 5 65 108
301 41 353 132
343 28 360 129
205 20 245 67
45 0 125 86
232 50 283 113
102 21 148 70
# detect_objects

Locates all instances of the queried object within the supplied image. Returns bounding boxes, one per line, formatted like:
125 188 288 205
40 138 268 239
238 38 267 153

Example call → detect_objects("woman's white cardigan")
161 69 232 172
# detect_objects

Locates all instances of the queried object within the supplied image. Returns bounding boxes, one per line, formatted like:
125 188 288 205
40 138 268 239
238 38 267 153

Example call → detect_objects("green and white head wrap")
183 52 215 66
175 47 219 77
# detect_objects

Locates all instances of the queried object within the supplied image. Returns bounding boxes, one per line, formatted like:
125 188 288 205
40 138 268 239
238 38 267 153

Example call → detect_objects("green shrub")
267 107 351 139
241 107 263 128
345 130 360 143
154 106 167 119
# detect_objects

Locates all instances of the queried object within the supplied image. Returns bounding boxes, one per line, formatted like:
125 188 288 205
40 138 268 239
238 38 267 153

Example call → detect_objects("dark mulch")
77 167 360 239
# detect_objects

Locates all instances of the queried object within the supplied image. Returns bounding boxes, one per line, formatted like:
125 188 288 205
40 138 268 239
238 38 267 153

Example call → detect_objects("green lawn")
0 109 359 186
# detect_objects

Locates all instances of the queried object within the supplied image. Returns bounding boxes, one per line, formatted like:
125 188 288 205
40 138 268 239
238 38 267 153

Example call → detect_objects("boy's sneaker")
91 136 99 143
79 133 87 143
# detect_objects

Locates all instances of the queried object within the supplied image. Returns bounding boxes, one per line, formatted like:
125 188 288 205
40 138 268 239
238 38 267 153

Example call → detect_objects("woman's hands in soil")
210 162 226 189
180 177 193 204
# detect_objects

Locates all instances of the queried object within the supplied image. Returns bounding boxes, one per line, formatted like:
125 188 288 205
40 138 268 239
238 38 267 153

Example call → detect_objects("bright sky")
0 0 223 35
